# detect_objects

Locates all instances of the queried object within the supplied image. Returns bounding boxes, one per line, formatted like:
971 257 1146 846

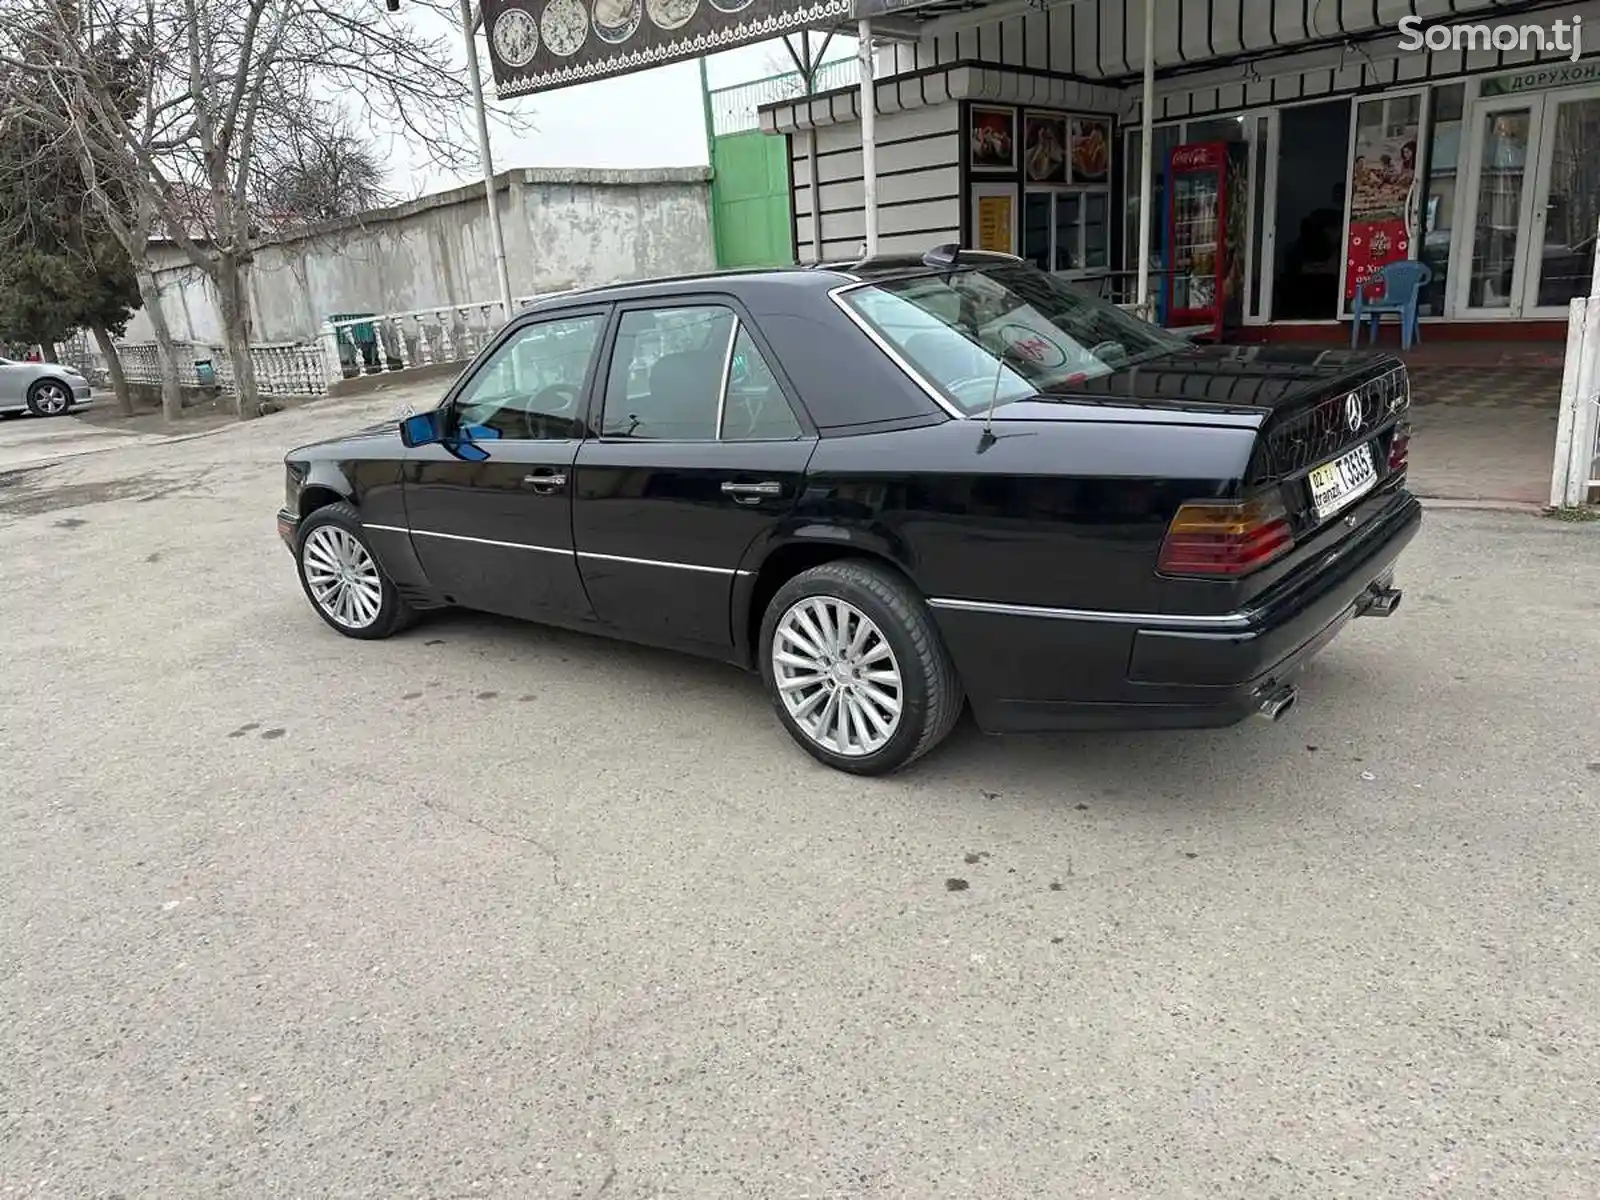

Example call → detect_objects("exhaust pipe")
1358 584 1403 618
1256 685 1297 722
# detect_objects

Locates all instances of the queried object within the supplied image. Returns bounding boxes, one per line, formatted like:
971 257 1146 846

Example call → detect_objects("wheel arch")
737 532 921 669
297 462 357 519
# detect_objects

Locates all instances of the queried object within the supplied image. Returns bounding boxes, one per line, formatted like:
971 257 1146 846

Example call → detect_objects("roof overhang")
760 59 1128 132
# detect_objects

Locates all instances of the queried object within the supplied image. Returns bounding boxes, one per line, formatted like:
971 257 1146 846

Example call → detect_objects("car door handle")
720 480 783 499
523 472 567 493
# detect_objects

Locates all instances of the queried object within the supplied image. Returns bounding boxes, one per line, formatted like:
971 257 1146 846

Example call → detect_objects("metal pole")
460 0 513 317
1135 0 1156 316
699 56 723 268
857 20 878 257
802 34 823 263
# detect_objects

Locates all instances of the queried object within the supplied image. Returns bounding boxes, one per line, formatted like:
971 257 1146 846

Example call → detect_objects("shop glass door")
1339 91 1426 320
1523 87 1600 316
1457 98 1541 317
1244 111 1278 324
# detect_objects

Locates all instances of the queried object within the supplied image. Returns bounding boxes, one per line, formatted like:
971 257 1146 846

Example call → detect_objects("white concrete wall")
126 167 715 345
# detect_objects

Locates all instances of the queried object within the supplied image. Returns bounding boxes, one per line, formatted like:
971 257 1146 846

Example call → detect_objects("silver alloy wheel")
301 525 384 630
33 383 70 415
772 596 903 757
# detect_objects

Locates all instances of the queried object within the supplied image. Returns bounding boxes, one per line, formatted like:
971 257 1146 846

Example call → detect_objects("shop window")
1248 115 1270 320
1023 193 1052 272
1417 84 1464 316
1185 116 1249 145
1124 124 1179 272
1026 188 1111 277
1531 94 1600 309
1466 108 1532 309
1084 193 1108 269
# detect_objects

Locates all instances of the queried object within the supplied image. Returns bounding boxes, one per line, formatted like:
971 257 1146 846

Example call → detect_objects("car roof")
514 245 1027 432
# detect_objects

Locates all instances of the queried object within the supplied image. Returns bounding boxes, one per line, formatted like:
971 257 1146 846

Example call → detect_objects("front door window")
1531 95 1600 309
454 314 606 439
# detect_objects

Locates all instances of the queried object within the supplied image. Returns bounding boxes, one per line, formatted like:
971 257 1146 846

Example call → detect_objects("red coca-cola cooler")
1158 140 1248 341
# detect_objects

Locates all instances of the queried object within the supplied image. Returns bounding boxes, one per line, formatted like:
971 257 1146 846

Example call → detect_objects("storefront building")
759 0 1600 341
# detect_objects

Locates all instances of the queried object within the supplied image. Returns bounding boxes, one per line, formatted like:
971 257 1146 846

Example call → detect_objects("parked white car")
0 357 93 417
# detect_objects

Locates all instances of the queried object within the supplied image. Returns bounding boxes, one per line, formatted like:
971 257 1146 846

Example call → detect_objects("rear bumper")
931 490 1423 734
276 507 298 551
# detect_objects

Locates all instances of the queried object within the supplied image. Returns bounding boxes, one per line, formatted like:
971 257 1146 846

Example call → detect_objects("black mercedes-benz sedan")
277 247 1419 775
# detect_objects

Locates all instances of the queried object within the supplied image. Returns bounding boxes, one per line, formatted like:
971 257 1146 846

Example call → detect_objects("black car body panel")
279 254 1419 738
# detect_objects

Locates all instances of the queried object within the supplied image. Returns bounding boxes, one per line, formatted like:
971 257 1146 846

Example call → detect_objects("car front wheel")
759 560 964 775
27 380 73 416
295 502 416 640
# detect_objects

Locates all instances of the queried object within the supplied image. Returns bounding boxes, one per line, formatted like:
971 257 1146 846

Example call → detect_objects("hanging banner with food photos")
483 0 851 97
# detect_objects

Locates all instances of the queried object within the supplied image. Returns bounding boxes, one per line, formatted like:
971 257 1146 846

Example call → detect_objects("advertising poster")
1070 117 1111 183
1344 125 1418 301
969 106 1017 172
1022 113 1068 184
976 194 1014 254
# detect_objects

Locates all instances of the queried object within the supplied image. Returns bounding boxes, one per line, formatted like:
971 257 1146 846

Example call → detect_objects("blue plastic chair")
1350 260 1433 351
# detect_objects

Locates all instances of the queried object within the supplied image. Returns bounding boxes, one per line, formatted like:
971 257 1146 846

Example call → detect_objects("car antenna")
978 337 1007 450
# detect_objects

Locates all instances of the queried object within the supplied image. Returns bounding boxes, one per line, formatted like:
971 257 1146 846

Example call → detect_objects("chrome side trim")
577 549 751 577
366 524 751 575
926 596 1254 632
826 282 968 421
367 524 571 556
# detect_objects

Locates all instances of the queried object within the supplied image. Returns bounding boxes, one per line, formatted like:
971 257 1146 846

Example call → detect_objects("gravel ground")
3 393 1599 1198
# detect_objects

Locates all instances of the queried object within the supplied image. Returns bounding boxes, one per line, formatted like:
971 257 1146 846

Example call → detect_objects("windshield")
839 263 1190 415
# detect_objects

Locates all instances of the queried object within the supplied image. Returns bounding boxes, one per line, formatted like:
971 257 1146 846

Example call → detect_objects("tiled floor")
1403 363 1566 504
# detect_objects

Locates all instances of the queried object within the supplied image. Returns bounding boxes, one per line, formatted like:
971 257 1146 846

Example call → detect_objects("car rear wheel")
759 560 964 776
295 502 416 640
26 380 73 417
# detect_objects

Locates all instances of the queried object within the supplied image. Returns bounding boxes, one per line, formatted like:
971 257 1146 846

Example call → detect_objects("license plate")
1308 443 1377 521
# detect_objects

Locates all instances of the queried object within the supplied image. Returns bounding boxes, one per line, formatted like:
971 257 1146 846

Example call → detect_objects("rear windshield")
839 263 1189 415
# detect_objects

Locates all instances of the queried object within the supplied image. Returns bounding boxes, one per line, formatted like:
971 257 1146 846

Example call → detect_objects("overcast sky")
377 6 857 198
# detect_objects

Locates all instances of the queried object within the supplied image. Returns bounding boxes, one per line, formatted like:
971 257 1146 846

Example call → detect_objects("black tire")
758 559 964 776
26 379 74 417
294 501 418 640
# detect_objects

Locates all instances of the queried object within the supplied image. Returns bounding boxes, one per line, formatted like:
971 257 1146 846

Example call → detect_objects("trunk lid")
1233 358 1412 605
1151 356 1412 614
1020 345 1407 416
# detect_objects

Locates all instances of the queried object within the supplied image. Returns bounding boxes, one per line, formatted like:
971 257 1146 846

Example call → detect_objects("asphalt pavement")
3 392 1599 1198
0 405 182 473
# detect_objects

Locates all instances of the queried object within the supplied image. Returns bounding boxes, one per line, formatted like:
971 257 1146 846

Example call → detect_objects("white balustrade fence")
62 336 327 396
320 290 584 384
56 286 595 404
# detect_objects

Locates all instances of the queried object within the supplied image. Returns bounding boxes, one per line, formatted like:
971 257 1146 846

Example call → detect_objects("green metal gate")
709 131 793 269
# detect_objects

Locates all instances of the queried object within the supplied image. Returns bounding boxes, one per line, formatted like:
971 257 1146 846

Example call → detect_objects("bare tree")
250 103 395 228
0 18 188 417
2 0 505 418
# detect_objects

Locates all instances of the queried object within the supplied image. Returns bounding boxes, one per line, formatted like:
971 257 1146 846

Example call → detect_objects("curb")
1416 496 1548 514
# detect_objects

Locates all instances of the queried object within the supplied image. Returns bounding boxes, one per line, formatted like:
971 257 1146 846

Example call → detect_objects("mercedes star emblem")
1345 393 1362 432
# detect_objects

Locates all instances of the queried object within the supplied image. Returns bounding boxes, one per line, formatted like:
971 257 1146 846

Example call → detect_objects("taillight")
1157 498 1295 577
1388 424 1411 473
